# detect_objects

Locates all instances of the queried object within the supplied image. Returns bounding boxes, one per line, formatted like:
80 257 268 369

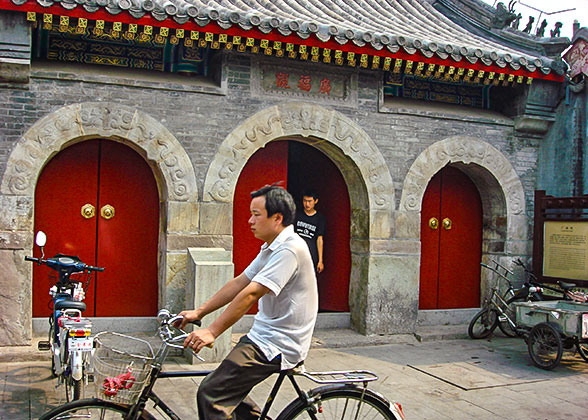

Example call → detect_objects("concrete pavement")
1 327 588 419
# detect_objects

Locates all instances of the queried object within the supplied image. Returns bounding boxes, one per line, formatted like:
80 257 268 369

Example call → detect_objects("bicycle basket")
93 332 155 404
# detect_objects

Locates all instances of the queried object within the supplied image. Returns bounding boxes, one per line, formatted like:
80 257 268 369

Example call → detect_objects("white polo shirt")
245 224 318 370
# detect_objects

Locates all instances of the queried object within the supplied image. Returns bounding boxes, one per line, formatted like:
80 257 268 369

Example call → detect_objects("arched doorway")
33 139 159 317
233 140 351 312
419 165 482 309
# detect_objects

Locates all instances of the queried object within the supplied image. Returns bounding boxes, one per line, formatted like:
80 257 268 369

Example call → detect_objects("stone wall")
539 81 587 196
0 41 546 343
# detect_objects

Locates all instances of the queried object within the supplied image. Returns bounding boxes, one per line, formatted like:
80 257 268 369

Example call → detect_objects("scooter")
26 231 104 401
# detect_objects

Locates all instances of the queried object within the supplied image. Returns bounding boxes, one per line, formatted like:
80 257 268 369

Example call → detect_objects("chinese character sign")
275 72 290 89
298 75 312 92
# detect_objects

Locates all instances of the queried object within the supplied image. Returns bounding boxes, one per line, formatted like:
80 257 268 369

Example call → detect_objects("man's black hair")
302 190 319 200
251 184 296 226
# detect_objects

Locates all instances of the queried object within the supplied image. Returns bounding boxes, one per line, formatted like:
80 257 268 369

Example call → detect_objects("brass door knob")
81 204 96 219
101 204 115 220
442 217 452 230
428 217 439 230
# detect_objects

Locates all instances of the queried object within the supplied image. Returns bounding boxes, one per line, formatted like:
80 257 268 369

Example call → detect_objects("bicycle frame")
487 288 517 330
129 364 316 420
123 313 384 420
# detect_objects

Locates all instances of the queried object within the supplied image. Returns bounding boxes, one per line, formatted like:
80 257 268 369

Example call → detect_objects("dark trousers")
197 336 281 420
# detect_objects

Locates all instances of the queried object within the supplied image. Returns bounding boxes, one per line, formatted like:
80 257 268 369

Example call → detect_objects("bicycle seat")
55 300 86 311
558 281 577 291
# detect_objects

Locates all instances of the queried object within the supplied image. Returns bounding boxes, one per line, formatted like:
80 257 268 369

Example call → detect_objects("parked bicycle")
26 231 104 401
40 309 405 420
468 259 541 339
468 258 588 340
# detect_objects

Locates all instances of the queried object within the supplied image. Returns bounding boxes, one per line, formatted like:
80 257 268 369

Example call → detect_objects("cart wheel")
577 342 588 363
527 322 563 370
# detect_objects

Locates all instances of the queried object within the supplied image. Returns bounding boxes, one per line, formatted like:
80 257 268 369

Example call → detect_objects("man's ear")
274 213 284 224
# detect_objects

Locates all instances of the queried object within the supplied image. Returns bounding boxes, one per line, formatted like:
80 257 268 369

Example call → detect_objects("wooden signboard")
533 191 588 285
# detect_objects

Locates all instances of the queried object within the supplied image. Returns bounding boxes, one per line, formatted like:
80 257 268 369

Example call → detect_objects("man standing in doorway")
295 190 326 273
178 185 318 420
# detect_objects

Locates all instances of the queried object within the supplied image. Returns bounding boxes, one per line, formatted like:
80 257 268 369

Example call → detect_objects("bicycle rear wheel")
468 308 498 339
527 322 563 370
276 385 402 420
39 398 154 420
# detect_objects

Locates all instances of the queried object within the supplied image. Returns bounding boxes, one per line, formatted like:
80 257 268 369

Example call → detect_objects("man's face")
302 196 318 212
249 196 281 243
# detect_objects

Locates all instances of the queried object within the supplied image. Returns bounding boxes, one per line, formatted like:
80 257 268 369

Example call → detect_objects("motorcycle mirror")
35 231 47 247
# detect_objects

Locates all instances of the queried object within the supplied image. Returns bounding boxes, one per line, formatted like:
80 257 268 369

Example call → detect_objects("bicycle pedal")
38 341 51 351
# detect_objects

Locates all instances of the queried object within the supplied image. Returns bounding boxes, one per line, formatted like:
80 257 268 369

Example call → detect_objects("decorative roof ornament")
491 1 516 30
550 22 563 38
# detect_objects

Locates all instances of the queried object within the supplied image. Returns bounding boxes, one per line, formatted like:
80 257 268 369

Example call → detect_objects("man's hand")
183 328 215 353
317 261 324 273
177 309 202 330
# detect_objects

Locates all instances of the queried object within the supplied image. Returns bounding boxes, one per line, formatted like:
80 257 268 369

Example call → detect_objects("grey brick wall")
0 51 543 220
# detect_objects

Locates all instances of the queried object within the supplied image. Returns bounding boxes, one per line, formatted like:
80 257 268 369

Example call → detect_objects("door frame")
400 136 529 312
203 102 396 334
0 102 198 344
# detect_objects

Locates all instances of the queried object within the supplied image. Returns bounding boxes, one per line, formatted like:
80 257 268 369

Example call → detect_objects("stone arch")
399 136 528 307
203 102 394 236
0 102 197 345
1 102 197 201
203 102 395 334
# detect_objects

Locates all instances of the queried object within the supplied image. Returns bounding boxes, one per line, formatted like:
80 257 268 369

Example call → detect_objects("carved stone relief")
400 136 527 239
1 102 197 203
203 102 394 220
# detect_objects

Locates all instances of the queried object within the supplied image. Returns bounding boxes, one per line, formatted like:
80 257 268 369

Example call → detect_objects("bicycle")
40 309 406 420
26 231 104 401
469 258 588 341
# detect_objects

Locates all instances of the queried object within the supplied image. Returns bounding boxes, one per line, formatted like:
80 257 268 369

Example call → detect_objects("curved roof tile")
7 0 563 76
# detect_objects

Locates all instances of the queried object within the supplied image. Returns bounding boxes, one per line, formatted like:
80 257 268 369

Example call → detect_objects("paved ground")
1 327 588 419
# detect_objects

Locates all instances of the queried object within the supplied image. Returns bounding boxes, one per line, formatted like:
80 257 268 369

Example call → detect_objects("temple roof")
0 0 566 80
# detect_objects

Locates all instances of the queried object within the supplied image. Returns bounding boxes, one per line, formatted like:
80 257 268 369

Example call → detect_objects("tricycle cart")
515 301 588 370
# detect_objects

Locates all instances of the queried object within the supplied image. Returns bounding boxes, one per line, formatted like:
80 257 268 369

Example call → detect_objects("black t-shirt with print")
294 210 326 268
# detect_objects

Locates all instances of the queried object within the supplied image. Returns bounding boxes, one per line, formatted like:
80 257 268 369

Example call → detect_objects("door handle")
101 204 115 220
428 217 439 230
442 217 452 230
81 204 96 219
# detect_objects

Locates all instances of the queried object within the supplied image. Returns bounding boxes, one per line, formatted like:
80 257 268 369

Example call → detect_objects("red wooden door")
287 141 350 312
419 166 482 309
33 139 159 317
233 141 289 313
233 141 289 278
233 140 351 313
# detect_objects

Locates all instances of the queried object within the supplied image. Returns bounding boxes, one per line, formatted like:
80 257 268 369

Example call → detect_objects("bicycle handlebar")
24 255 105 272
157 309 206 361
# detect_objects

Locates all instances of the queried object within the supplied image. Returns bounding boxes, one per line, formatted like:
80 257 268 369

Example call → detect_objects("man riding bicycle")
178 184 318 420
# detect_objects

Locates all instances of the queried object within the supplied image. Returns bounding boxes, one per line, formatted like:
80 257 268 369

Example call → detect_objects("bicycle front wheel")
65 377 83 402
39 398 152 420
497 296 522 338
468 308 498 339
276 385 401 420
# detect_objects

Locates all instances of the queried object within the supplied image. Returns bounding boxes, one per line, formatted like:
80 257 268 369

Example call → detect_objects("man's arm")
184 281 270 352
316 235 324 273
179 272 250 329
